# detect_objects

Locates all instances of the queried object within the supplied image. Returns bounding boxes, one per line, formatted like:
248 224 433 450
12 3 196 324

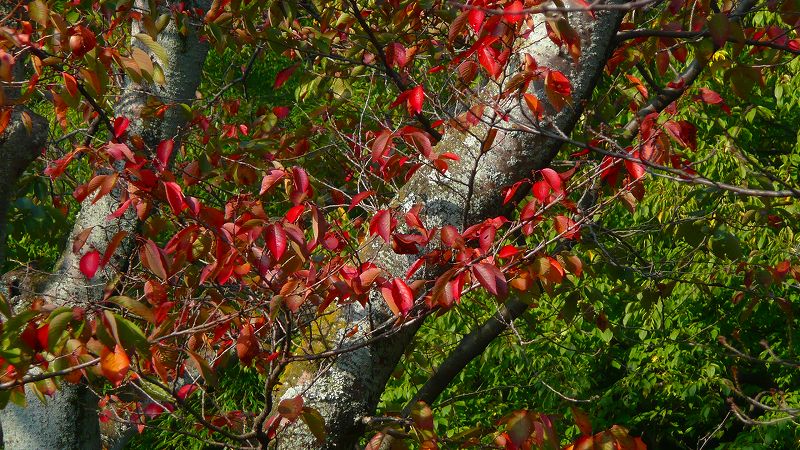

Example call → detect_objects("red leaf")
503 181 524 205
348 190 375 211
141 239 168 280
73 227 94 254
472 262 508 297
386 42 408 68
106 143 135 162
503 1 525 24
405 131 433 159
176 384 198 401
532 180 550 203
625 152 646 180
292 166 310 194
664 120 697 150
266 223 288 261
524 93 544 119
544 70 572 110
80 249 101 278
408 85 424 115
260 169 285 195
369 209 393 244
478 226 496 253
498 245 519 258
571 407 592 435
284 204 305 223
113 116 129 139
371 129 393 161
156 139 174 170
101 231 129 267
63 72 78 98
381 278 415 316
163 181 185 215
554 215 580 240
540 168 563 193
467 8 485 33
477 46 499 78
274 64 299 89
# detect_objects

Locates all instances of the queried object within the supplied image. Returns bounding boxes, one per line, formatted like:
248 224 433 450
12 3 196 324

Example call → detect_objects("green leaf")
47 308 74 352
108 296 156 323
300 407 327 442
113 313 150 356
186 350 218 386
134 33 169 65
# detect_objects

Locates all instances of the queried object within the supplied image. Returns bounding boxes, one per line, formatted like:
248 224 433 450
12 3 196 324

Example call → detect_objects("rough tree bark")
0 1 210 448
277 4 624 448
0 22 50 268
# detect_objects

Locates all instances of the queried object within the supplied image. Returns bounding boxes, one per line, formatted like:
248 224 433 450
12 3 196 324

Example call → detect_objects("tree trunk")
0 107 48 268
278 4 624 448
0 1 210 447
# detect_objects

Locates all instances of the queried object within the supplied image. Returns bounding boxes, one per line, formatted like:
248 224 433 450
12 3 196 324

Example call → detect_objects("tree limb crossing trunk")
277 4 624 448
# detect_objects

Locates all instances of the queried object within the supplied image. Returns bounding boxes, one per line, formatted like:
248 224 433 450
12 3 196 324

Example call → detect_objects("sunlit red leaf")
408 85 424 115
503 1 525 24
348 190 375 211
260 169 285 195
113 116 129 139
524 93 544 120
541 168 563 193
266 223 288 261
163 181 185 215
468 8 485 33
369 209 393 244
156 139 174 170
80 249 101 278
381 278 415 316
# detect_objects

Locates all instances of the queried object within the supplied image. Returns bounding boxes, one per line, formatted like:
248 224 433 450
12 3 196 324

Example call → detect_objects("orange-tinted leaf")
73 227 94 254
554 215 580 240
524 93 544 119
278 395 304 421
100 344 130 387
63 72 78 98
141 239 168 280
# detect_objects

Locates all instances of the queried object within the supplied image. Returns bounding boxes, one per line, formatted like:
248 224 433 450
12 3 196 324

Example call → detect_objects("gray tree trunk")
0 1 210 448
277 4 624 448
